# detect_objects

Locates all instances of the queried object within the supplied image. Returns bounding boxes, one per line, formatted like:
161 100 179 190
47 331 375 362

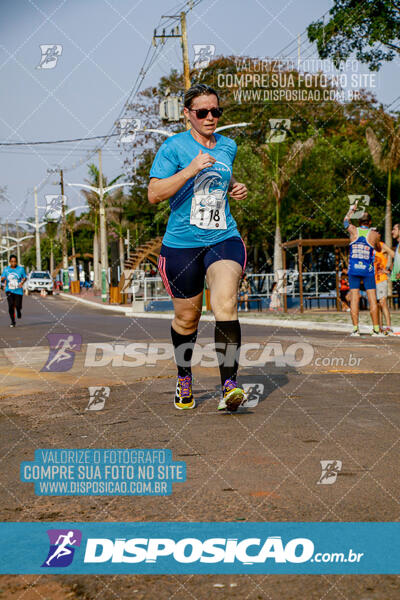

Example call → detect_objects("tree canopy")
307 0 400 71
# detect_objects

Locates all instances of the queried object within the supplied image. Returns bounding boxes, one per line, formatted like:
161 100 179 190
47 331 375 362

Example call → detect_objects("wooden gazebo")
281 238 350 313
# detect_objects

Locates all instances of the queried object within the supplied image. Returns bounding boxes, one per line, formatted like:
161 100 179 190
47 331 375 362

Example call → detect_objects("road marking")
82 329 135 342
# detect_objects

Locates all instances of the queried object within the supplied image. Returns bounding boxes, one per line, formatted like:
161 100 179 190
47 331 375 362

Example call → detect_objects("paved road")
0 293 351 345
0 295 399 599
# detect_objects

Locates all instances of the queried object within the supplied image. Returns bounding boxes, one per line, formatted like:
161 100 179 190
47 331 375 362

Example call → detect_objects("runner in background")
374 241 394 335
343 204 382 336
1 255 26 327
238 273 250 311
269 281 282 312
339 267 350 311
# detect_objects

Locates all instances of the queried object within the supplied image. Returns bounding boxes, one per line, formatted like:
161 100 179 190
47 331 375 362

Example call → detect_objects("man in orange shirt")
374 242 393 335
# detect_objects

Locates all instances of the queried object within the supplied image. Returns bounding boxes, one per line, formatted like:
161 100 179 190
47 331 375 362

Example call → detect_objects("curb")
59 292 129 313
58 293 397 335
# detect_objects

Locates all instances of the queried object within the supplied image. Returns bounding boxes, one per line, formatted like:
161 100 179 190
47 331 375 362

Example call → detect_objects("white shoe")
217 394 227 411
350 329 360 337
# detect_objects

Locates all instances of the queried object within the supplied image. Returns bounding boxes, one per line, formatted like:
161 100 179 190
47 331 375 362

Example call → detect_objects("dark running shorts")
348 272 376 290
158 236 247 299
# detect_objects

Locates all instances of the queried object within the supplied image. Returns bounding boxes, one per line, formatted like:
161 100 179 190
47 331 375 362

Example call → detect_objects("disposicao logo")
83 536 314 564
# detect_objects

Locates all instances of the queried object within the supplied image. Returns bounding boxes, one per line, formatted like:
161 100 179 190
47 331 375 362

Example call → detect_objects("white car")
27 271 54 294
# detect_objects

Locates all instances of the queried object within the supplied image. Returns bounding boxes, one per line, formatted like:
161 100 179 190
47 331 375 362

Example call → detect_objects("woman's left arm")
228 175 247 200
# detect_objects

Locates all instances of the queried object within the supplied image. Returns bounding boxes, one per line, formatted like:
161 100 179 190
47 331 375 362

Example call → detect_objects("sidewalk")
58 292 400 334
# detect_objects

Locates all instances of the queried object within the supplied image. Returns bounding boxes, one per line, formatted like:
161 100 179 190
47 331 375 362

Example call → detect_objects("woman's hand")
229 182 247 200
187 150 216 177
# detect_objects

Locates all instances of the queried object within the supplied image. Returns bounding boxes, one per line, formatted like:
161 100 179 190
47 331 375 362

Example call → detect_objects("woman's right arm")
148 150 216 204
148 168 194 204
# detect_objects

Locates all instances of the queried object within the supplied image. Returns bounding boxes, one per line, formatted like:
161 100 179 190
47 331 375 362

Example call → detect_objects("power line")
0 133 121 146
18 0 205 173
97 0 205 152
278 8 331 60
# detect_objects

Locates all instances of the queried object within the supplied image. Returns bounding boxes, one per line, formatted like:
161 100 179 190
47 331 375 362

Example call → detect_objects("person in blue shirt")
1 255 27 327
344 203 382 336
148 83 248 412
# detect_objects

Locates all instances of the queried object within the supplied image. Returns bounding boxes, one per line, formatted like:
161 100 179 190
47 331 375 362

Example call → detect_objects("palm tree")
80 164 123 289
258 136 316 276
107 187 129 272
366 115 400 248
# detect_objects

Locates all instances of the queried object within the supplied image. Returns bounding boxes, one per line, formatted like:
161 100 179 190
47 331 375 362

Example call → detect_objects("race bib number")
8 278 19 290
190 193 227 230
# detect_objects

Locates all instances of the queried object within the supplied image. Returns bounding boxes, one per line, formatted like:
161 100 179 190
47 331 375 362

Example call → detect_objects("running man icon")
42 529 82 568
46 531 76 565
37 44 63 69
41 334 82 372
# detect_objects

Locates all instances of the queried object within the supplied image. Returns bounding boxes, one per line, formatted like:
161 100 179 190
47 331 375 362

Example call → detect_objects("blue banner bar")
0 522 398 574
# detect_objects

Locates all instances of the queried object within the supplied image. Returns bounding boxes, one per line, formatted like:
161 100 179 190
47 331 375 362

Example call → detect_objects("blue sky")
0 0 398 222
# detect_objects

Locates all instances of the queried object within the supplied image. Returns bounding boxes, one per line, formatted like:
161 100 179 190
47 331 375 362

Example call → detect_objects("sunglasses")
188 107 223 119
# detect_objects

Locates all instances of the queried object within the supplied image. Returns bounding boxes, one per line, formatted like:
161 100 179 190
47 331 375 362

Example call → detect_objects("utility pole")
60 169 69 291
154 11 192 128
34 187 41 270
98 149 108 302
180 11 191 129
180 12 191 91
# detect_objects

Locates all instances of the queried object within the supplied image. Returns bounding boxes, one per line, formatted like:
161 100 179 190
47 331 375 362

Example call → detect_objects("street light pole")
67 177 135 303
34 187 41 270
98 149 108 302
0 245 17 270
59 169 69 291
2 233 34 266
16 223 20 264
5 222 10 262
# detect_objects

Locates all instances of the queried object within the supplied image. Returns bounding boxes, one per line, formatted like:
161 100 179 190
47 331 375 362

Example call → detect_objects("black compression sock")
171 326 198 377
214 319 241 386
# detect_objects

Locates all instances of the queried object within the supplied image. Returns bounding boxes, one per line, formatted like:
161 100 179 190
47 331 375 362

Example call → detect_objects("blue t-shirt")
149 130 241 248
1 265 26 294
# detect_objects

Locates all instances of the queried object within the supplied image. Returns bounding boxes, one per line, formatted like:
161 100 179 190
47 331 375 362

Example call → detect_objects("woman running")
148 83 248 411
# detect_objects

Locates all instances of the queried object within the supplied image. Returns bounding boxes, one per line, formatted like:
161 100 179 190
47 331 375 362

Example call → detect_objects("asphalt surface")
0 294 399 599
0 293 346 346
